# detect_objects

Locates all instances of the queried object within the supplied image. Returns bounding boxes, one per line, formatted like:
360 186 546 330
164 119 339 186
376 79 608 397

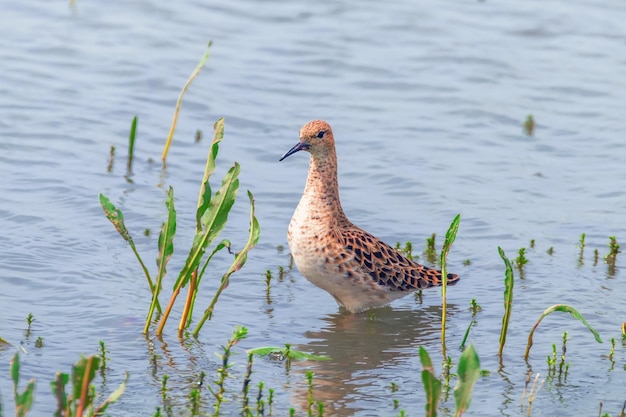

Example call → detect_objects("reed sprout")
498 247 514 357
578 233 586 266
127 116 137 173
440 214 461 357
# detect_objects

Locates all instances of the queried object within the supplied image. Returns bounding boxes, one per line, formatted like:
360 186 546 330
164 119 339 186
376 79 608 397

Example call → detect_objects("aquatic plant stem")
178 269 198 337
441 214 461 358
162 42 212 165
498 247 514 358
524 304 602 360
76 356 95 416
127 116 137 173
193 191 260 337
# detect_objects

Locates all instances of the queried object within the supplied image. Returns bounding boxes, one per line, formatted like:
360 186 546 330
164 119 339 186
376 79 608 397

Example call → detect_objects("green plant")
425 233 437 263
469 299 482 317
547 246 554 255
10 353 35 417
210 326 248 415
454 345 480 417
99 340 108 370
127 116 137 173
523 114 535 136
25 313 34 330
248 344 330 372
605 236 621 272
264 269 273 290
578 233 586 266
459 320 474 351
101 119 260 337
529 239 535 249
49 354 128 417
34 337 44 348
440 214 461 356
524 304 602 360
498 247 514 357
515 247 528 269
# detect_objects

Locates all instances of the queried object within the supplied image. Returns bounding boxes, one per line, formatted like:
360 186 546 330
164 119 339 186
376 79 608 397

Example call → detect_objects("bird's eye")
316 131 326 139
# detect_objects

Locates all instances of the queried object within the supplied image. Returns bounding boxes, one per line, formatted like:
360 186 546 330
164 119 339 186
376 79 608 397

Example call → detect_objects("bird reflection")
287 303 458 415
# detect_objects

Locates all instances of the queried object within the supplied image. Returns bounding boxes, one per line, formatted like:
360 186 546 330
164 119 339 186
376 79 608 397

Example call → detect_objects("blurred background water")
1 0 625 415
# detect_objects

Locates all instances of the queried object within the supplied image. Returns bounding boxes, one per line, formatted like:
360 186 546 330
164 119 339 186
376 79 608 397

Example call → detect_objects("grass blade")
145 187 177 334
524 304 603 360
162 42 212 164
193 190 260 336
498 247 514 357
419 346 441 417
454 345 480 416
127 116 137 173
441 214 461 356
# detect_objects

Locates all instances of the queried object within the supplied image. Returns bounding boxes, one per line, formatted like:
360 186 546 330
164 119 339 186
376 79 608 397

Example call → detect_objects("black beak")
279 141 309 161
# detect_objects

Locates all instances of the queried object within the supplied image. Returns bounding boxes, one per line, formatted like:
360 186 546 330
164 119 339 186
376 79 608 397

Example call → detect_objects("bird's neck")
298 151 350 228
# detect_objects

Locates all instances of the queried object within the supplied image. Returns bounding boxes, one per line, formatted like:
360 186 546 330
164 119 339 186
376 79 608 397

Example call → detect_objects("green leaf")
454 345 480 416
440 214 461 264
99 194 132 242
524 304 602 360
174 163 240 291
195 118 224 231
156 187 177 279
419 346 441 417
127 116 137 173
15 380 35 417
247 346 331 361
99 193 155 304
498 247 514 357
10 353 20 388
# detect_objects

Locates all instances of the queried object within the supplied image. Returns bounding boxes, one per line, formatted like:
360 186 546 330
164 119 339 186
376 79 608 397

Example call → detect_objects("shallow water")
1 0 625 416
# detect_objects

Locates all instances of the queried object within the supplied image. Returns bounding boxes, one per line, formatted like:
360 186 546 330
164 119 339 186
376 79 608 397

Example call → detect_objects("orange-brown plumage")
281 120 459 312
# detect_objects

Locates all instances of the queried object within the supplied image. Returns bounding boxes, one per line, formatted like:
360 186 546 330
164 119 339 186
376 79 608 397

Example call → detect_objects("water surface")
1 0 625 416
